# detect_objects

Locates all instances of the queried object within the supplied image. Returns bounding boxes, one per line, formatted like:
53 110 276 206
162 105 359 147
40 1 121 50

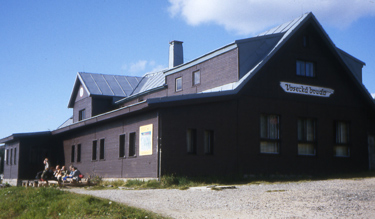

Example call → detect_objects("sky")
0 0 375 139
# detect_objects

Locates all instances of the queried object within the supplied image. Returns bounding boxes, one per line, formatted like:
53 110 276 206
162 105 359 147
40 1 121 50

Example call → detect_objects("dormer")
68 72 142 123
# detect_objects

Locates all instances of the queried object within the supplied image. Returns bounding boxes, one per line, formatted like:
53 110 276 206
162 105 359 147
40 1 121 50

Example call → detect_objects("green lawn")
0 186 169 219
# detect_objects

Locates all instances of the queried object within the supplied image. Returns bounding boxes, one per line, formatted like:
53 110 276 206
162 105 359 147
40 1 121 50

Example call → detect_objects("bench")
63 175 90 187
21 180 39 188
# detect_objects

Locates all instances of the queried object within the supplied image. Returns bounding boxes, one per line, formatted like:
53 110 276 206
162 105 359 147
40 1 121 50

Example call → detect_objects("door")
369 135 375 170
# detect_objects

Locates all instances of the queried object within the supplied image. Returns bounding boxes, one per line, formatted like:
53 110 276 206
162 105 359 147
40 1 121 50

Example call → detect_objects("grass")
0 186 169 219
89 171 375 191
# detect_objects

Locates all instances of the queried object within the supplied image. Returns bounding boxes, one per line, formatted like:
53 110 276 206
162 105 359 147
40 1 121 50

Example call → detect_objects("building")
1 12 375 186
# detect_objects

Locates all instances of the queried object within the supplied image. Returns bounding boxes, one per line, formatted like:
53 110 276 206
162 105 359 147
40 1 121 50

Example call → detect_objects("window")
260 114 280 154
79 109 86 121
14 148 17 165
298 118 316 155
193 70 200 86
77 144 81 162
119 134 126 158
71 145 75 162
99 139 105 160
5 149 8 165
92 140 97 160
186 129 197 154
296 60 315 77
175 77 182 92
204 130 214 155
10 149 13 165
129 132 136 157
334 121 350 157
303 35 309 47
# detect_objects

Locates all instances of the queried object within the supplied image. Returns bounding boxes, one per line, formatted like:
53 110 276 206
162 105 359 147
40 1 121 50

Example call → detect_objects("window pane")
193 71 200 85
92 140 97 160
297 119 304 141
260 115 279 139
14 148 17 165
296 61 305 76
260 115 268 138
5 149 9 165
77 144 81 162
334 145 349 157
119 134 125 158
71 145 75 162
99 139 105 160
306 62 314 77
79 109 85 121
260 141 279 153
298 143 315 155
268 115 279 139
204 130 214 154
129 132 136 156
336 122 349 144
176 77 182 91
187 129 197 154
305 119 315 141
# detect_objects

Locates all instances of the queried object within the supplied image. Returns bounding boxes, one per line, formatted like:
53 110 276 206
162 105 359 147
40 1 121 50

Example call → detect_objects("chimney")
169 40 183 68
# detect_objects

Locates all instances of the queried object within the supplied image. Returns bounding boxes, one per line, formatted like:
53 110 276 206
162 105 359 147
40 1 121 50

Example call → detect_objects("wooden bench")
21 180 39 188
63 175 90 187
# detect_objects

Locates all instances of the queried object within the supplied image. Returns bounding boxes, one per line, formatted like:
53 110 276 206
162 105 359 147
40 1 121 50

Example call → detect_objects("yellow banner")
139 124 153 156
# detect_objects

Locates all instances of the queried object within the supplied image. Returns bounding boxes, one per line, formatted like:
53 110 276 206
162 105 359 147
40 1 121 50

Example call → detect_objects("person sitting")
63 167 81 182
57 166 67 182
71 167 82 181
53 165 61 180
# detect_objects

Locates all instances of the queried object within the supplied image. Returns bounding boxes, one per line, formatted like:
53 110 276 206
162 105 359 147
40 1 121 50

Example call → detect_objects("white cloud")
122 60 166 76
372 93 375 99
168 0 375 35
129 60 148 73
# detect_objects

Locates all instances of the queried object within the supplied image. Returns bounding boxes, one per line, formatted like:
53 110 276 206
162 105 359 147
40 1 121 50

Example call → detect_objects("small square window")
175 77 182 92
79 109 86 121
296 60 315 77
193 70 200 86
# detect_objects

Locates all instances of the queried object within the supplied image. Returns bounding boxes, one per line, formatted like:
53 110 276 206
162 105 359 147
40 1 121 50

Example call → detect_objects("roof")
68 72 142 108
115 70 166 105
69 71 167 108
57 116 73 129
0 131 51 144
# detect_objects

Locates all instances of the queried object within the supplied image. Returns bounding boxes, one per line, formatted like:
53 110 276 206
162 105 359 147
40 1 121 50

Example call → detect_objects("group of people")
35 158 82 182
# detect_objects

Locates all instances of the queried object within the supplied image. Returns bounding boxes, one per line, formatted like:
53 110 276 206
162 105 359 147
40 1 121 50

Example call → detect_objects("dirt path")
67 178 375 218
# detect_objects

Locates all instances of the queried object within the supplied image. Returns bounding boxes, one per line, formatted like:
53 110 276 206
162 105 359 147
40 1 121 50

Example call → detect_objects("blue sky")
1 0 374 139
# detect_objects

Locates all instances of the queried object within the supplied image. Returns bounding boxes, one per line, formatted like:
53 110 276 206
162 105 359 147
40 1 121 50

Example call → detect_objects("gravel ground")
66 178 375 219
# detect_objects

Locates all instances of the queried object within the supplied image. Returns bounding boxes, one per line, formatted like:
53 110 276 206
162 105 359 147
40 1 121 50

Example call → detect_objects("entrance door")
369 135 375 170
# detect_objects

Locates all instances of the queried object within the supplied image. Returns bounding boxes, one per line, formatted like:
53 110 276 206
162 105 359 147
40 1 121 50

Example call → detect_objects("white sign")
280 82 334 98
